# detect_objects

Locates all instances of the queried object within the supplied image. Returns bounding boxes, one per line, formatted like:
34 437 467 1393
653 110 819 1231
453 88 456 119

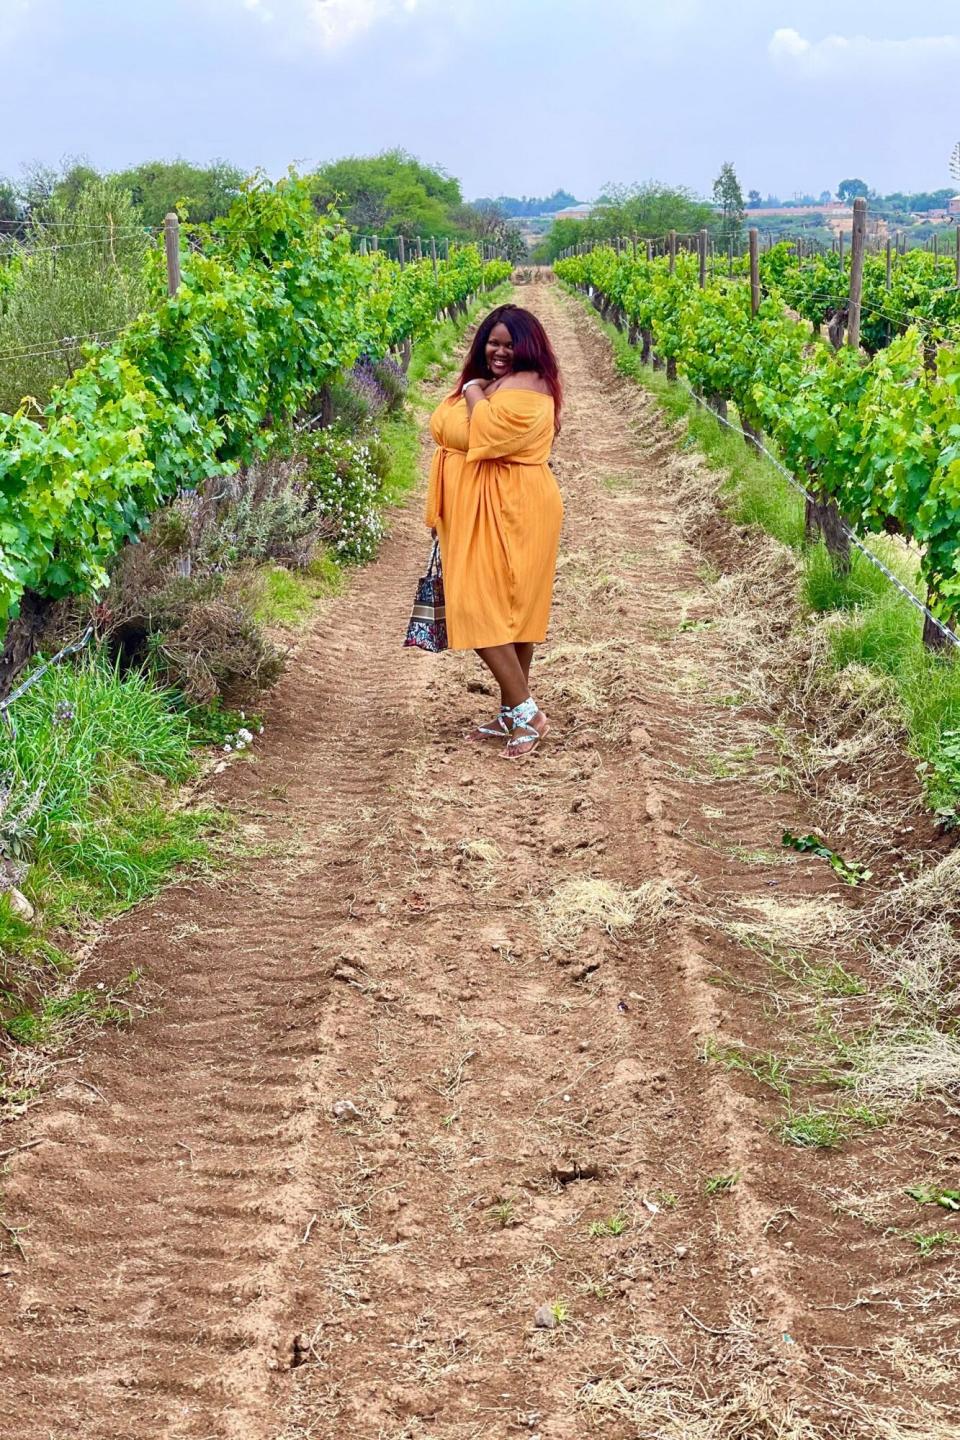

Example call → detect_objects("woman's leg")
515 642 534 686
475 644 529 709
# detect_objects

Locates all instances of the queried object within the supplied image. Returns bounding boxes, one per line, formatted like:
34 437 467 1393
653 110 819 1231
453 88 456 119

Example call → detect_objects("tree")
837 178 869 202
713 161 745 246
454 201 526 261
747 189 762 209
310 150 462 238
951 142 960 185
111 159 244 226
819 190 832 205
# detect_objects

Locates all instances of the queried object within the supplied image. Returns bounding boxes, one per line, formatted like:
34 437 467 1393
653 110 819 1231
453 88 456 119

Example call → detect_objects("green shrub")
299 429 385 563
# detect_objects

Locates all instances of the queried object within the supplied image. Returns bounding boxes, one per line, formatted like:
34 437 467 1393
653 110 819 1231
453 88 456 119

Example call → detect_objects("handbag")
403 538 448 653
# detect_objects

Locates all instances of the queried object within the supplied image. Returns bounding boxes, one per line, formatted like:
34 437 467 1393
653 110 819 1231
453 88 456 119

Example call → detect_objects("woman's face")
485 322 514 379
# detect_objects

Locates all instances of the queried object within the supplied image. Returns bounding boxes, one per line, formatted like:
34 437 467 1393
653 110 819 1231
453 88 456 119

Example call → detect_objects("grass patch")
0 653 218 1062
252 564 318 629
564 285 960 816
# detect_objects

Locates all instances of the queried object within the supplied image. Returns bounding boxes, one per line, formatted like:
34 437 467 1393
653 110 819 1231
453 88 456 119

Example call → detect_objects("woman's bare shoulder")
496 372 551 396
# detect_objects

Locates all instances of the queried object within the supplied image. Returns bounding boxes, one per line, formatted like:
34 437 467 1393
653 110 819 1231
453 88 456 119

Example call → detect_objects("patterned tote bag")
403 539 448 653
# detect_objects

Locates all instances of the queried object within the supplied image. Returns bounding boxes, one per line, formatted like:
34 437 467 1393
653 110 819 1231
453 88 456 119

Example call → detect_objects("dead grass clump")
577 1373 821 1439
540 876 673 950
723 895 854 954
847 1027 960 1113
873 850 960 929
868 922 960 1022
149 572 284 703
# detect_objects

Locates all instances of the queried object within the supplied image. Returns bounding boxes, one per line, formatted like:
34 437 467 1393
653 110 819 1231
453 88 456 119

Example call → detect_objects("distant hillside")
472 190 580 218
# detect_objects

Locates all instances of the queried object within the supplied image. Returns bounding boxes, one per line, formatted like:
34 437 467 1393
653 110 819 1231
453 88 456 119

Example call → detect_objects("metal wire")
675 378 960 649
0 624 97 737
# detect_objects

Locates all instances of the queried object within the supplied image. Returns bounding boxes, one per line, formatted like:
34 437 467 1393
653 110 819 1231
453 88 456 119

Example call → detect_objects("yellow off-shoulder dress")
426 389 563 651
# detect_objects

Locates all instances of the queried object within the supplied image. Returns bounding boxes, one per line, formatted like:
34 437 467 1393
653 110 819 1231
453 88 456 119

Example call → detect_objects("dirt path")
1 284 957 1439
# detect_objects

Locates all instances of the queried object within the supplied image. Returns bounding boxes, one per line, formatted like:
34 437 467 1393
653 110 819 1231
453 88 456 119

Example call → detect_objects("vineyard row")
0 178 511 636
554 241 960 643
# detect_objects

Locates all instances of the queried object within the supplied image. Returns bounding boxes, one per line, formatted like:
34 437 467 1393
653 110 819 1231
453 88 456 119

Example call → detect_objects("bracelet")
462 379 485 392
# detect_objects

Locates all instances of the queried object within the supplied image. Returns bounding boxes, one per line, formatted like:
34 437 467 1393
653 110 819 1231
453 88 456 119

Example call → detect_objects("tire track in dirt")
1 284 955 1440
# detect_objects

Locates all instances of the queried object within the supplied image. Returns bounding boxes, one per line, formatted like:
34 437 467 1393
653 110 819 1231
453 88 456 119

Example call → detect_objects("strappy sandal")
465 705 513 743
502 697 548 760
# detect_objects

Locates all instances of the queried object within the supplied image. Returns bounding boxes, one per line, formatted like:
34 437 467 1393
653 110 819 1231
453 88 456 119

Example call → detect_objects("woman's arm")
463 378 490 416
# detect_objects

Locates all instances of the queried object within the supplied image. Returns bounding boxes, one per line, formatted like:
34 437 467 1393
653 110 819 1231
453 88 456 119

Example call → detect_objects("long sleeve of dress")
466 392 555 465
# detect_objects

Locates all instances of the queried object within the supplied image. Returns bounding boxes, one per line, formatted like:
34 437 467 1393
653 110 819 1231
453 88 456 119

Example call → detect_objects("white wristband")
462 379 485 392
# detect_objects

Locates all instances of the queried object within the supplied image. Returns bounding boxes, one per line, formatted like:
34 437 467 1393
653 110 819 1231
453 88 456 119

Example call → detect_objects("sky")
2 0 958 201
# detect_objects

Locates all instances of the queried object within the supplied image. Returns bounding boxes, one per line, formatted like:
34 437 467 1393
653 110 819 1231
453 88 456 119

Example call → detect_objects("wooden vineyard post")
359 237 368 256
397 235 406 268
698 228 707 287
749 228 760 315
164 212 180 296
631 233 637 258
371 234 378 251
646 240 653 263
430 235 438 281
847 197 867 351
415 236 423 261
886 238 892 289
838 229 844 267
443 237 449 260
740 228 764 452
668 230 676 274
728 238 734 277
933 233 939 261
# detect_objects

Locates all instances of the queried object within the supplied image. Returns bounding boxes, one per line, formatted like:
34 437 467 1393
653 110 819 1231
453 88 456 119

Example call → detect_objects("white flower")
258 726 264 735
236 740 246 751
223 744 233 753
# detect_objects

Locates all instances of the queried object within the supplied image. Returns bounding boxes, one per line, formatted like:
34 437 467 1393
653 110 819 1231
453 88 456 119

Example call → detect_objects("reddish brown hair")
453 304 563 431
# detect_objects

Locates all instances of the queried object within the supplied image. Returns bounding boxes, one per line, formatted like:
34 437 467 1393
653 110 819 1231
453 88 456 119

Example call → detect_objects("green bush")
299 429 385 564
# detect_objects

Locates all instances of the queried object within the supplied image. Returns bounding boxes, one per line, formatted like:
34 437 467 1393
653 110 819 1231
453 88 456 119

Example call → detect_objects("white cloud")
216 0 441 50
769 27 960 79
307 0 421 50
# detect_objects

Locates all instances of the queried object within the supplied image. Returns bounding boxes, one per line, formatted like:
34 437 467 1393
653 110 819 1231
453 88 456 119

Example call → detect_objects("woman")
425 304 563 759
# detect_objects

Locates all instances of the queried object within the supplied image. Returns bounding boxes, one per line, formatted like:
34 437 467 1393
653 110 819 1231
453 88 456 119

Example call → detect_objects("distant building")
551 203 594 221
950 195 960 217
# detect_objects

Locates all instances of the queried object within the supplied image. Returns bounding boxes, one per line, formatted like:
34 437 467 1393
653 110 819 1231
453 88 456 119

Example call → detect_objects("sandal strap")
474 706 512 738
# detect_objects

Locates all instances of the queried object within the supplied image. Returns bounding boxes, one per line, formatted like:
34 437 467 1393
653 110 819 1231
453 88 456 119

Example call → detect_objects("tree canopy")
310 150 463 238
533 182 714 262
837 178 869 202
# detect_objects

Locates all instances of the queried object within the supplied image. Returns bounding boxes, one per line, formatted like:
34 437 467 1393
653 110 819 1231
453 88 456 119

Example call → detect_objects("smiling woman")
424 304 564 759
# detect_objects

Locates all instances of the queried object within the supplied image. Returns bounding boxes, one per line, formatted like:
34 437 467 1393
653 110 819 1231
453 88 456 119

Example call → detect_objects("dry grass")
539 876 674 951
874 850 960 928
723 895 854 954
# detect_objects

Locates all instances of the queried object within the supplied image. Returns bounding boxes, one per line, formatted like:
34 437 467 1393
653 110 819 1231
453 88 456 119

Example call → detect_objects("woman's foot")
465 705 512 743
502 698 548 759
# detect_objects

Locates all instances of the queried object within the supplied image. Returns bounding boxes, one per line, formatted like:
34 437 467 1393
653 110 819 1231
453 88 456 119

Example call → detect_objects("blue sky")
2 0 958 200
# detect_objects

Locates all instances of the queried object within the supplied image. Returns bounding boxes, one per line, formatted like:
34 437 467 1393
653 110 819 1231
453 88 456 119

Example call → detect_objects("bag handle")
427 537 441 576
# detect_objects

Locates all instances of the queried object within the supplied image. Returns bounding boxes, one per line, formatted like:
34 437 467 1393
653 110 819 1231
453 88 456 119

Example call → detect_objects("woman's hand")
463 377 490 415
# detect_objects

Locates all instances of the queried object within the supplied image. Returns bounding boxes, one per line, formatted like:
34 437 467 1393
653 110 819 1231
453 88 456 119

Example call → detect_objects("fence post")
415 236 423 261
749 228 760 315
371 233 378 252
631 233 637 258
847 197 867 351
398 235 406 268
933 233 939 261
885 237 892 290
430 235 438 281
668 230 676 274
164 212 180 296
838 229 844 266
728 238 734 277
359 237 368 257
698 228 707 287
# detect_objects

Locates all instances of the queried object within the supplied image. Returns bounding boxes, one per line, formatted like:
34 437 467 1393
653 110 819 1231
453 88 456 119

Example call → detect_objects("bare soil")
2 283 959 1439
